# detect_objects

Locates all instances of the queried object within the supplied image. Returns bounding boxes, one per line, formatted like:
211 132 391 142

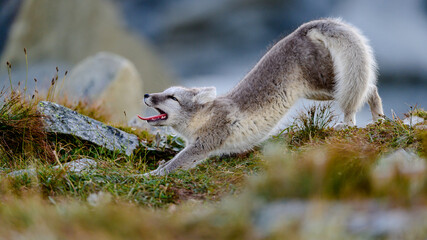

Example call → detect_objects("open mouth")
138 108 168 122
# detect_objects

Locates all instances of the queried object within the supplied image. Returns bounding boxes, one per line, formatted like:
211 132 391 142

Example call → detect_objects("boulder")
0 0 172 93
37 101 139 156
64 52 144 123
373 149 426 180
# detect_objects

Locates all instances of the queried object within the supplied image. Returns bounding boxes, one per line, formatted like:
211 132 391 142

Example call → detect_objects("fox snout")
143 94 151 106
143 93 159 106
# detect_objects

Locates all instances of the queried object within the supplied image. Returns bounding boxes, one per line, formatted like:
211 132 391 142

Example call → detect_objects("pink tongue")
138 114 167 121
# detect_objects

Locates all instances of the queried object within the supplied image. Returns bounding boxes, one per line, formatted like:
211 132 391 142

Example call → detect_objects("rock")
252 200 426 239
373 149 426 180
64 52 144 123
403 116 425 126
1 0 173 93
7 168 36 177
87 191 112 207
254 201 306 236
7 158 97 178
37 101 139 156
55 158 97 173
348 209 410 237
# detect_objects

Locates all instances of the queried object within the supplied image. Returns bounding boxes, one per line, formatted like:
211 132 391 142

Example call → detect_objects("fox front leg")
144 145 209 176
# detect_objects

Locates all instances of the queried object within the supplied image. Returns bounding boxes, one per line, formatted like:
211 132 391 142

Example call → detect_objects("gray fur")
142 18 384 176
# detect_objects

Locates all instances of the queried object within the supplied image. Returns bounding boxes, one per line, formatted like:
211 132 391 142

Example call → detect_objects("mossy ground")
1 80 427 238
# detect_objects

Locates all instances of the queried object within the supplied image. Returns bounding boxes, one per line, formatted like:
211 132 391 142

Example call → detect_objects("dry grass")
0 91 55 164
274 103 336 147
55 96 112 123
1 58 426 238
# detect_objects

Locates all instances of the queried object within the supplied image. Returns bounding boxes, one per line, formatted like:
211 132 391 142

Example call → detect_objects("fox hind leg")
335 92 360 128
334 110 356 130
368 85 384 122
335 85 383 129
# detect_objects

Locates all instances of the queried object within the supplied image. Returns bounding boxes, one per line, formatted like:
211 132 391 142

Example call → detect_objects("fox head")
139 86 217 127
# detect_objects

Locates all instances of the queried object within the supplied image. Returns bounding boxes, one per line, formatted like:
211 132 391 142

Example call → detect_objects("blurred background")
0 0 426 126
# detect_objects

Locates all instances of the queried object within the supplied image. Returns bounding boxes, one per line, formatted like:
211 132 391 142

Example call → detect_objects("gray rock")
54 158 97 173
7 158 97 178
1 0 173 94
87 191 112 207
38 101 139 156
348 209 410 237
374 149 426 179
64 52 145 123
403 116 424 126
7 168 36 177
254 201 306 236
252 200 427 239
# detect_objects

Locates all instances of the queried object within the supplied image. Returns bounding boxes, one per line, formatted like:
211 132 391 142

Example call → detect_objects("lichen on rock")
37 101 139 156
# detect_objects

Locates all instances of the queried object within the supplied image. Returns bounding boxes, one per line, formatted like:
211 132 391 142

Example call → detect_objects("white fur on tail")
307 18 378 125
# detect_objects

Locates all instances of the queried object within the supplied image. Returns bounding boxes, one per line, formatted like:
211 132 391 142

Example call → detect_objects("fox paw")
334 122 350 130
143 167 167 177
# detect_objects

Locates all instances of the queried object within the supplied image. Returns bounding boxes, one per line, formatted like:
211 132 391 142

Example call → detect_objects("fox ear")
193 87 217 104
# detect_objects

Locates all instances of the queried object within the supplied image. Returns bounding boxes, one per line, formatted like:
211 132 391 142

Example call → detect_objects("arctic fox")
139 18 384 176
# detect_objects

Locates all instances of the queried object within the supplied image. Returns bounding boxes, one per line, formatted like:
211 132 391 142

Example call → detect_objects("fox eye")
168 95 179 102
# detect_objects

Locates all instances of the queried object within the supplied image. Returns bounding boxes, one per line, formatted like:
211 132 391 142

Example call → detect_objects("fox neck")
171 121 192 143
170 104 212 144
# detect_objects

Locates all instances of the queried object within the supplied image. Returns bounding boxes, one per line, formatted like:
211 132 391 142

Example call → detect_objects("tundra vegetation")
0 62 426 239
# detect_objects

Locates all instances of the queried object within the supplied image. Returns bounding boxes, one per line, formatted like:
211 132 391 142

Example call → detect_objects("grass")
274 102 336 146
0 80 262 206
0 69 427 238
0 90 54 164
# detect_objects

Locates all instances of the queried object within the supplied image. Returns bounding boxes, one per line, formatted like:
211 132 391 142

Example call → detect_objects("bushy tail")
307 18 377 118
